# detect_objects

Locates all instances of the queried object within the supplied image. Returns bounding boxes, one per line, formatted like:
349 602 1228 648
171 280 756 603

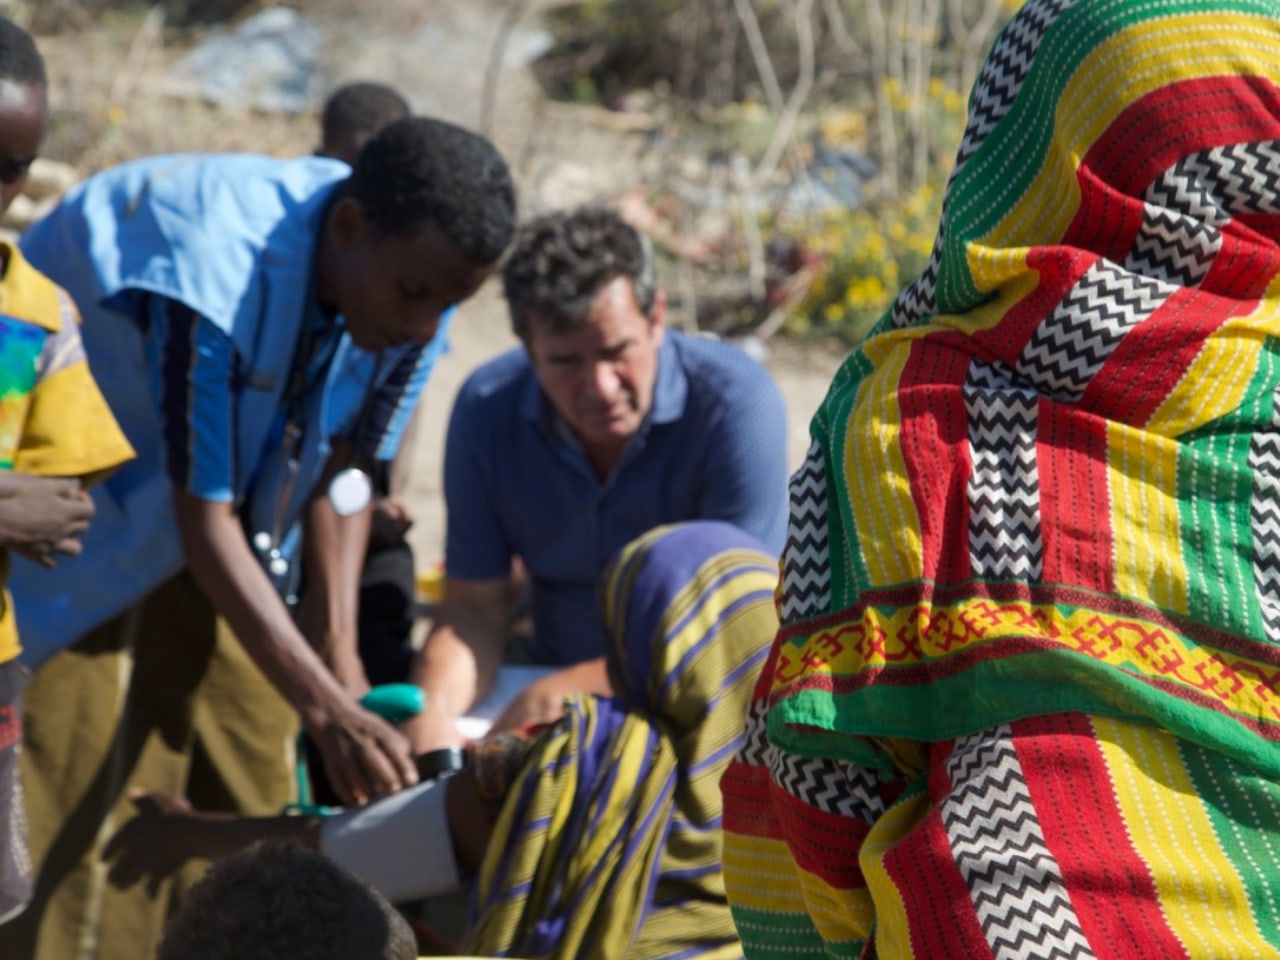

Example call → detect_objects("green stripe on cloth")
1178 734 1280 949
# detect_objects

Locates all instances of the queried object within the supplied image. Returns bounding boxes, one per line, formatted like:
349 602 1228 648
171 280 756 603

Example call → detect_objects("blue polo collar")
519 329 687 425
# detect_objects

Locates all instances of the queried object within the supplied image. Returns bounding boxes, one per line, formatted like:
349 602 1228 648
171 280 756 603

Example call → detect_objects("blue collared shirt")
443 330 788 665
11 153 449 665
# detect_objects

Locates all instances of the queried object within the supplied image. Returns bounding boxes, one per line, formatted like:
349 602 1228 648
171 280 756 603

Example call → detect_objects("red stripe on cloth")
898 334 974 584
1036 397 1113 592
1011 713 1190 960
1069 164 1148 266
1206 221 1280 300
1066 76 1280 261
1231 210 1280 255
721 764 787 842
769 776 869 890
879 758 994 960
1082 286 1245 426
970 248 1097 366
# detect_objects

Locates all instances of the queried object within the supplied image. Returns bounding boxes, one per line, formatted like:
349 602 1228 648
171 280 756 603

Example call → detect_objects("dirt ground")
27 0 847 566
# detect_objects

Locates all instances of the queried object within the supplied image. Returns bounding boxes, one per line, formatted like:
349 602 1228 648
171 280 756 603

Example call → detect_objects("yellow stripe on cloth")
794 854 876 951
656 558 779 670
1093 714 1280 958
781 597 1280 727
1144 301 1279 439
1106 421 1187 613
722 833 813 915
846 330 927 587
861 789 930 960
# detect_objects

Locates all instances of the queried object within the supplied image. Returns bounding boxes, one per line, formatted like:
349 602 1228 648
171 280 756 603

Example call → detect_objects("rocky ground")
22 0 847 565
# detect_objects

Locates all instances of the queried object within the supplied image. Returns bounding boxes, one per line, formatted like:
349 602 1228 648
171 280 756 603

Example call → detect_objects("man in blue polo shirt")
407 206 787 747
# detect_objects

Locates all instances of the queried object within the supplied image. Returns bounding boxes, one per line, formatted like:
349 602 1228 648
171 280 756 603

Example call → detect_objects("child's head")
0 17 45 217
155 841 417 960
320 115 515 352
318 81 411 166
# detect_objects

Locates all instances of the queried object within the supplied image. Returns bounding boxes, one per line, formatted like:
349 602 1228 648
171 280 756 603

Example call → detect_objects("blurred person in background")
313 80 425 696
0 14 133 929
407 205 789 752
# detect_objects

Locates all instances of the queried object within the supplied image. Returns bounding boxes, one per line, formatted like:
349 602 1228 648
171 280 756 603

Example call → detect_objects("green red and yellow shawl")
467 521 778 959
776 0 1280 779
723 0 1280 957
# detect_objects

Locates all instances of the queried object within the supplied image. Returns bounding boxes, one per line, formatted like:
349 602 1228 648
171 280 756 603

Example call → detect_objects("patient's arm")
101 792 322 895
443 765 496 874
103 770 493 903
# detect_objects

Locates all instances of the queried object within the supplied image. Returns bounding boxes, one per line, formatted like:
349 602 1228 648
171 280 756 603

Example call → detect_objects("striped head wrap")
769 0 1280 779
466 521 779 959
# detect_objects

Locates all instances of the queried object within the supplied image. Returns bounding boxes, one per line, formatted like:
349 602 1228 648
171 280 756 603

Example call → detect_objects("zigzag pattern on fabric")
888 0 1078 330
1251 385 1280 645
965 361 1044 579
942 725 1097 960
768 748 885 823
888 231 941 329
1127 205 1221 287
737 699 770 767
1172 140 1280 218
780 441 831 623
956 0 1079 165
1132 140 1280 286
1016 260 1174 402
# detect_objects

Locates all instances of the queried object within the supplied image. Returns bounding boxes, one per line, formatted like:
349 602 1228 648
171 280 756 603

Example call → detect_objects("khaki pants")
0 572 298 960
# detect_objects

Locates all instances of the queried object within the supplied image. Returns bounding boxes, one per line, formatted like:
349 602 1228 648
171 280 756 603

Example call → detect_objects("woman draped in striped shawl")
720 1 1280 957
466 520 779 959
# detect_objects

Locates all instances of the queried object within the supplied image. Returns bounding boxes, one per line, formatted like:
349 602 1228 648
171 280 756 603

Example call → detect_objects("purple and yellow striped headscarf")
466 521 779 959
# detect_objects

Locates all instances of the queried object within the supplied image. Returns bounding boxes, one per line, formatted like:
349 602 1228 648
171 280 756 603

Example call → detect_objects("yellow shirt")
0 243 134 663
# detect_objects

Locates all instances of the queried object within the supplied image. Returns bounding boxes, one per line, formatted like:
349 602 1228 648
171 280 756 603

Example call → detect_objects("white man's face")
525 276 665 460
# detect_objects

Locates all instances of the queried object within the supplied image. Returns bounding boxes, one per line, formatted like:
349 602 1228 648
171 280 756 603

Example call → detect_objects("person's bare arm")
297 440 374 699
404 576 509 751
443 765 497 875
0 472 93 567
173 489 416 805
102 791 321 895
487 657 613 733
107 770 499 899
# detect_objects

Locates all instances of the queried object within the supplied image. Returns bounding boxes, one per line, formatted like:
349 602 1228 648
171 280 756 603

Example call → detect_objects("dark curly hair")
319 81 410 164
502 205 656 339
345 115 515 265
0 17 45 87
155 841 416 960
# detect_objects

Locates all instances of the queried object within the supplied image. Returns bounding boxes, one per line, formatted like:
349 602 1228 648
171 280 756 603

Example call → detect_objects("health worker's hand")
308 699 419 805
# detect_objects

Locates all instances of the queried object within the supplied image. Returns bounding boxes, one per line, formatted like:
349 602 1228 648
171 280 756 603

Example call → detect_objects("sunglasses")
0 155 34 185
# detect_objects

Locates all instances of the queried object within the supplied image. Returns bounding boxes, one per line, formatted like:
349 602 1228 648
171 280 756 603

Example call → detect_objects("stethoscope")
250 324 381 584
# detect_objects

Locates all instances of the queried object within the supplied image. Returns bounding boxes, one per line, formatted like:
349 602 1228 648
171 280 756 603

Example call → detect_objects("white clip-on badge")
328 466 373 516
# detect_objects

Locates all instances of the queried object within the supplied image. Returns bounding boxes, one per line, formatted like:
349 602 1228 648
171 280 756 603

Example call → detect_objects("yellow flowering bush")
781 74 967 344
784 180 940 342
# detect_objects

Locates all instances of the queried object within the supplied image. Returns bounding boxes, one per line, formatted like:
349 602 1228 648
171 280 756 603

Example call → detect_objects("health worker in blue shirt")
406 205 788 752
1 118 515 960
